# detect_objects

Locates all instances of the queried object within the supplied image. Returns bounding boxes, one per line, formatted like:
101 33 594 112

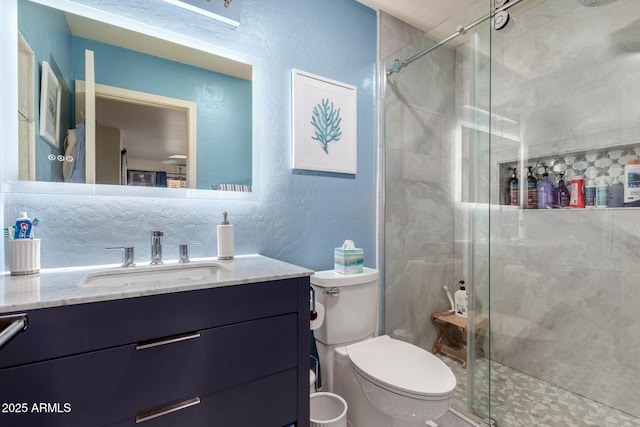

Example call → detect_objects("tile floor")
437 354 640 427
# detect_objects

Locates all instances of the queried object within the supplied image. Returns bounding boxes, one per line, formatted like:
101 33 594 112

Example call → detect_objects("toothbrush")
4 226 16 240
32 218 41 238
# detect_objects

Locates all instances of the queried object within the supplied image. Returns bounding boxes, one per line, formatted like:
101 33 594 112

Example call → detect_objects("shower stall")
382 0 640 426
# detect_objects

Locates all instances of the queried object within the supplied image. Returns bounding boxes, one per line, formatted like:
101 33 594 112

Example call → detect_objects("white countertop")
0 255 313 314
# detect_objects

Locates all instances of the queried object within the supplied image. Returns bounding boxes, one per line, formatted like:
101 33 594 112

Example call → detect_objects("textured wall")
19 0 73 182
2 0 377 271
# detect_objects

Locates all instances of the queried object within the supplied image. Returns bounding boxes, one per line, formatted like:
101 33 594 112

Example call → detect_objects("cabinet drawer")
106 369 299 427
129 313 298 414
0 278 302 369
0 314 298 427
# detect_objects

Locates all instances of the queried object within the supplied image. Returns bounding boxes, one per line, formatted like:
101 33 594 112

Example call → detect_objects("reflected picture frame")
292 69 357 174
39 61 61 148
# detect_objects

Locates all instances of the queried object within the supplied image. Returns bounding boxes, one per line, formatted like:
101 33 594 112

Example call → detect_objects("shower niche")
497 143 640 208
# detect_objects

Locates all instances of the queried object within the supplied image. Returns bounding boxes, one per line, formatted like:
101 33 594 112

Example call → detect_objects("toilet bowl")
346 336 455 424
311 269 456 427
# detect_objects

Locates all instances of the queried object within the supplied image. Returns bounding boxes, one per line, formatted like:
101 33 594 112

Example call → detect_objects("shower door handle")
323 287 341 297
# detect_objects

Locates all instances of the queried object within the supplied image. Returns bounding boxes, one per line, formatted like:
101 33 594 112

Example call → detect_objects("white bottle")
595 179 609 208
217 211 234 260
624 160 640 207
454 280 468 319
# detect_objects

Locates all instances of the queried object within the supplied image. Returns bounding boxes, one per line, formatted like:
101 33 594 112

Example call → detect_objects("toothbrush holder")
10 239 41 276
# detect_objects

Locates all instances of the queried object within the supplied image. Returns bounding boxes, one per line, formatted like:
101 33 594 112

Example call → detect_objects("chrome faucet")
150 231 163 265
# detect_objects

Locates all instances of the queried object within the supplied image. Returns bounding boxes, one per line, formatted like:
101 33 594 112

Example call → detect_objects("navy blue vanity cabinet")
0 277 311 427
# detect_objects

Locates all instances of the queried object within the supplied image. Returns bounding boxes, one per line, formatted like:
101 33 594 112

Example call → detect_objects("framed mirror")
5 0 258 199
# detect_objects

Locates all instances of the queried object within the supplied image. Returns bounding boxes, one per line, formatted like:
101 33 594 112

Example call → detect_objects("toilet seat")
347 335 456 400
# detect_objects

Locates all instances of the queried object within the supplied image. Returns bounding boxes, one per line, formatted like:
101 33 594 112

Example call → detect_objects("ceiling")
355 0 482 34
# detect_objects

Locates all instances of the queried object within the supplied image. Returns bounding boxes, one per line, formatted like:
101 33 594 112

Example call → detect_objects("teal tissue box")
334 247 364 274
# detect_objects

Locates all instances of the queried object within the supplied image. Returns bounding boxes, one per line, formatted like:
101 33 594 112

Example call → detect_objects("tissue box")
334 247 364 274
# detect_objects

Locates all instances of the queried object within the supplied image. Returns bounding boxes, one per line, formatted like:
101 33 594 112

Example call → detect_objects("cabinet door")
0 344 133 427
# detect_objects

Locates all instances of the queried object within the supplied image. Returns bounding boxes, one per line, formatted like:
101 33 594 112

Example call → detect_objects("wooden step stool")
431 312 488 368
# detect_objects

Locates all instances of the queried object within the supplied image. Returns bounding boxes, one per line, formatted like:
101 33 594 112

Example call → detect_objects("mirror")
13 0 255 196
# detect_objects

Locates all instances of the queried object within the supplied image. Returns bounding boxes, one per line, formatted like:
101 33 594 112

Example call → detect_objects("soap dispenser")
537 165 554 209
506 168 519 206
554 172 570 207
525 166 538 209
216 211 234 260
454 280 468 319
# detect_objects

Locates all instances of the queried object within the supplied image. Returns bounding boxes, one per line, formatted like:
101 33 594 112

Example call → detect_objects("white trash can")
310 369 317 394
310 392 348 427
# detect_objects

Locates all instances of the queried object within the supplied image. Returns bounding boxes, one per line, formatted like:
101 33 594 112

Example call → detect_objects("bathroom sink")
78 262 227 288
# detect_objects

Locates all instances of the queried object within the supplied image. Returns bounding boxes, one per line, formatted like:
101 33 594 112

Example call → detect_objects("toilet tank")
311 268 379 346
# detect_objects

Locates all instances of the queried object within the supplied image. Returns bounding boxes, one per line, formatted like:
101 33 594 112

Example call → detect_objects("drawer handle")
0 313 28 350
136 331 200 351
136 396 200 424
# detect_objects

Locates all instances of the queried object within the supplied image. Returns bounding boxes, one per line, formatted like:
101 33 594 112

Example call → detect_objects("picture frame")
39 61 61 148
292 69 357 174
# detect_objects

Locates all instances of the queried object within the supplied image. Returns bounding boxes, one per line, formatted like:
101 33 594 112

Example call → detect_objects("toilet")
311 268 456 427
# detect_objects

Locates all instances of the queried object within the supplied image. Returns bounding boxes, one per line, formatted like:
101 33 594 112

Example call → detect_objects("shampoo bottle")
570 177 585 208
608 177 624 207
525 166 538 209
584 180 596 208
216 211 234 260
624 159 640 207
506 168 519 206
595 179 609 208
554 173 570 207
454 280 468 319
537 166 554 209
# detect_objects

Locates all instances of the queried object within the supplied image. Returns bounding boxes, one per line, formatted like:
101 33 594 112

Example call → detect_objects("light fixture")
161 0 240 27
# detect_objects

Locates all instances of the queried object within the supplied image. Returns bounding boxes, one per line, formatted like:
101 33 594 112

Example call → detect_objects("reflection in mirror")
16 0 253 192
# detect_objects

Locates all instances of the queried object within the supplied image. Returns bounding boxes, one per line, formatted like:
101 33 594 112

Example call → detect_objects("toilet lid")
347 335 456 398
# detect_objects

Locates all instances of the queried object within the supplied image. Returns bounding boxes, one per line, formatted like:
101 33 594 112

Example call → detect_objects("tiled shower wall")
381 12 459 353
383 0 640 420
487 0 640 418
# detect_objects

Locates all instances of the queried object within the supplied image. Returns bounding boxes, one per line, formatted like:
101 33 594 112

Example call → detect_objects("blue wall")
4 0 377 272
71 37 253 188
18 0 72 182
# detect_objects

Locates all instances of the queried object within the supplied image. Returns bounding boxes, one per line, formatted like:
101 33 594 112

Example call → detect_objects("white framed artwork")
39 60 61 148
292 69 357 174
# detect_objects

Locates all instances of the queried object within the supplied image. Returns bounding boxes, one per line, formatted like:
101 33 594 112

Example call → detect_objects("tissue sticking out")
334 240 363 274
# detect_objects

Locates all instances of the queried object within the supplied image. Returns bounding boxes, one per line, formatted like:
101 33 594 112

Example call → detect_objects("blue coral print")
311 98 342 154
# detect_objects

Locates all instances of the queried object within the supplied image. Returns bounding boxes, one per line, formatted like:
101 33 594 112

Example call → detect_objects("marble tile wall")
381 12 460 351
382 0 640 421
486 0 640 419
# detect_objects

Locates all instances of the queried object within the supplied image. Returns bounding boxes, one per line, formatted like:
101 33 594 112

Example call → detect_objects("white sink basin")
78 262 227 288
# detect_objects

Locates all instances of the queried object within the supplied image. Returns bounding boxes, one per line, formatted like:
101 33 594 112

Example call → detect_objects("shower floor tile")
436 354 640 427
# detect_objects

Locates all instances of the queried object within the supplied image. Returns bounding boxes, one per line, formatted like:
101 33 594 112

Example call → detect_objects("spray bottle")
454 280 468 319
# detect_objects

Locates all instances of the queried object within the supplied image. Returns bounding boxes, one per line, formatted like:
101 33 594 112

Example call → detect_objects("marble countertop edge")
0 254 314 314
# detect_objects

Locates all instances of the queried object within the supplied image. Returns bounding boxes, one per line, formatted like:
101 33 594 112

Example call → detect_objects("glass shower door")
381 0 492 422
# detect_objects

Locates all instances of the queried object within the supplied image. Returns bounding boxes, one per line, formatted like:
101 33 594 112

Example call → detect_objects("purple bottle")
537 166 554 209
554 172 570 207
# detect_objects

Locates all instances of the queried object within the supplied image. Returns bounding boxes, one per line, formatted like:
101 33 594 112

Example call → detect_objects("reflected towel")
66 123 86 183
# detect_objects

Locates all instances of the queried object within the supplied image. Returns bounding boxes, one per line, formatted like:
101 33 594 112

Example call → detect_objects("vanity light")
161 0 240 27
